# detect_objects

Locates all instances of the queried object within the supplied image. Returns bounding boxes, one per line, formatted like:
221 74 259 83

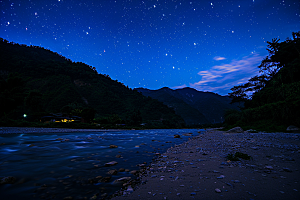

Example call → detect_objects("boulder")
226 127 244 133
174 134 180 138
110 145 118 148
286 125 300 132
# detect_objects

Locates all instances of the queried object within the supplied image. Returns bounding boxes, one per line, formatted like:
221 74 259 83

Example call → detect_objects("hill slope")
135 87 240 125
0 38 184 127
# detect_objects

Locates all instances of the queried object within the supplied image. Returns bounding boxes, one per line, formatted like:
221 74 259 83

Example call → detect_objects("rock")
107 169 118 175
174 134 180 138
105 161 118 167
130 170 139 175
265 166 273 170
215 188 222 193
100 177 111 182
246 129 257 133
90 194 97 200
113 177 131 184
110 145 118 148
283 168 292 172
285 157 295 161
127 185 134 193
217 175 225 179
190 192 196 196
101 193 108 197
63 196 73 200
119 168 125 172
226 127 244 133
1 176 16 184
286 125 300 132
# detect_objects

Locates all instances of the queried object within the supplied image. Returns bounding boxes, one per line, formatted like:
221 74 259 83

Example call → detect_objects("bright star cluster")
1 0 299 95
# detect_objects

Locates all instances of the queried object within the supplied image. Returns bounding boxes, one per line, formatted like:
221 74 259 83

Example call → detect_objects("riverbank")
0 127 120 134
112 129 300 200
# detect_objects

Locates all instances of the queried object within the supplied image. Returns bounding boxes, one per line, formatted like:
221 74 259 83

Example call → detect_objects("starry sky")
1 0 299 95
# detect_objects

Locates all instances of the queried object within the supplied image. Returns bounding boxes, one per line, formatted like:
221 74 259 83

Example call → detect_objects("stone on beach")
110 129 300 200
113 177 131 184
265 166 273 170
215 188 222 193
174 134 180 138
226 127 244 133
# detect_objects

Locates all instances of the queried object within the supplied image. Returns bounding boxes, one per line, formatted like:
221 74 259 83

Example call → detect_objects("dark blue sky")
1 0 299 95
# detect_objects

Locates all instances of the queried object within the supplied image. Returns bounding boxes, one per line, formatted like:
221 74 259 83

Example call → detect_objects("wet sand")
112 129 300 200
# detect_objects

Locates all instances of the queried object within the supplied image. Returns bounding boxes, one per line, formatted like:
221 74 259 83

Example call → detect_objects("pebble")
283 168 292 172
215 188 222 193
265 166 273 170
126 186 133 193
217 175 225 179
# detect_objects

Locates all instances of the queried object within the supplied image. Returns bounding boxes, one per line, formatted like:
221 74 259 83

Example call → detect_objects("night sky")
1 0 299 95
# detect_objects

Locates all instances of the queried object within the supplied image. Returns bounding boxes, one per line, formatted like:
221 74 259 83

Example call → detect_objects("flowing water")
0 129 203 199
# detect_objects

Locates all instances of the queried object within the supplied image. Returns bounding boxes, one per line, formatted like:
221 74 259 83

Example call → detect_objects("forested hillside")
226 32 300 131
136 87 240 125
0 38 184 128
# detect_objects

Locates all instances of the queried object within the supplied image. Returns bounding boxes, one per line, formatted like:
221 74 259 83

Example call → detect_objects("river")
0 129 203 200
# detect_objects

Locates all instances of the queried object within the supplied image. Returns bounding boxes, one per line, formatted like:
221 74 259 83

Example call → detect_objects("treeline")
224 32 300 132
0 38 184 129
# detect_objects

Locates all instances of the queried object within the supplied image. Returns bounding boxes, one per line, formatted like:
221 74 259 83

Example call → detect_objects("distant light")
23 114 27 118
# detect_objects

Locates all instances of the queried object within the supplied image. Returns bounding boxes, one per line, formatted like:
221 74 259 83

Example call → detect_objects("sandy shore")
112 130 300 200
0 127 119 134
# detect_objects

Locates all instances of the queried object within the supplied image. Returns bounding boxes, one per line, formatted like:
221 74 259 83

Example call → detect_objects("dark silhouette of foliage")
0 38 184 128
227 31 300 130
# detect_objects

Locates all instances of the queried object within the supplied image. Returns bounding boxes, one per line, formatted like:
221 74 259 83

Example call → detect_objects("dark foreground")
112 130 300 200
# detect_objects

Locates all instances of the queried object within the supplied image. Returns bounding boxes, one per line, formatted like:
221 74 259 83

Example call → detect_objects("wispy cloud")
213 56 226 61
176 54 264 95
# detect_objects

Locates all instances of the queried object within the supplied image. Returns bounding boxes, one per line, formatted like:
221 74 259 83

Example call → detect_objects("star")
1 0 297 95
